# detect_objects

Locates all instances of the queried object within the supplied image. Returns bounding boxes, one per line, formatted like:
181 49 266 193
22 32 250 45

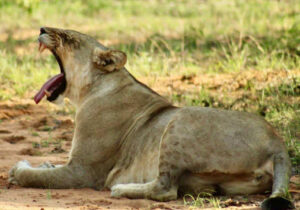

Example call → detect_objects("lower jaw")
48 94 65 105
47 77 67 102
34 74 66 104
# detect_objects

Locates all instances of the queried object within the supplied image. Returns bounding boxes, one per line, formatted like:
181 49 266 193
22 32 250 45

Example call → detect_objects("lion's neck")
74 69 172 114
64 61 93 107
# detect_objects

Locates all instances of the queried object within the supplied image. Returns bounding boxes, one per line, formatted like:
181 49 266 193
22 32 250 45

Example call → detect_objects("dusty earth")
0 71 299 210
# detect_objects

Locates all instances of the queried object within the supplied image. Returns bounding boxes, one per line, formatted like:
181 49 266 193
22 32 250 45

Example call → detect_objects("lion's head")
35 27 127 106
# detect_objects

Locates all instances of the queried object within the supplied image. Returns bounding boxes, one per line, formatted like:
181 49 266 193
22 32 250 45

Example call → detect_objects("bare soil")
0 70 299 209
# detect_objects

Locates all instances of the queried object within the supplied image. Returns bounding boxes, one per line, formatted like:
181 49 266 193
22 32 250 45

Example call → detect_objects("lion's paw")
8 160 31 186
111 184 125 198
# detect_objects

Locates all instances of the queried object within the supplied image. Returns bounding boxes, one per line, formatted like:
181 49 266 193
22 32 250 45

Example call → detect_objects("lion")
9 27 294 210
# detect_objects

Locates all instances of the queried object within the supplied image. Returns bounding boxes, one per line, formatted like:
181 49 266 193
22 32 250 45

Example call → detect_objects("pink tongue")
34 73 64 104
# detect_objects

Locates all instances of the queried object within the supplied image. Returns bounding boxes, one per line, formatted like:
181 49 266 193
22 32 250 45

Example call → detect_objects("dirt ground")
0 72 299 209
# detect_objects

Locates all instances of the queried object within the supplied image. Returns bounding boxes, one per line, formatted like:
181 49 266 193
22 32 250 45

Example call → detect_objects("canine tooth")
44 90 51 97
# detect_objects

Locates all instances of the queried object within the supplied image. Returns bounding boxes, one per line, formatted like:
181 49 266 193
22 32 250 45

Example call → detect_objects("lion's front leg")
9 159 94 189
9 160 31 186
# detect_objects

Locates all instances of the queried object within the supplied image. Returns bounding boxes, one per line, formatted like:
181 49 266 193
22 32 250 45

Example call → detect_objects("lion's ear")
93 48 127 72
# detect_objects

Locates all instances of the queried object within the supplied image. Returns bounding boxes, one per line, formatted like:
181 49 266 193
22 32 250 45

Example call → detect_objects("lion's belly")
179 159 273 195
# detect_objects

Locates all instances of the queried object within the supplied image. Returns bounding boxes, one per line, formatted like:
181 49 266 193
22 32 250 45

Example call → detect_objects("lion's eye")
105 59 113 65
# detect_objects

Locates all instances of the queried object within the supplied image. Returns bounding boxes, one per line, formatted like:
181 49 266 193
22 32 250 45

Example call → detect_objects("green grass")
184 193 221 208
0 0 299 171
0 0 299 77
46 189 52 200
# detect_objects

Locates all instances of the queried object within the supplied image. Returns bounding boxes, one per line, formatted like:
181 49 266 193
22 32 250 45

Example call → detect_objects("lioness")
9 27 294 210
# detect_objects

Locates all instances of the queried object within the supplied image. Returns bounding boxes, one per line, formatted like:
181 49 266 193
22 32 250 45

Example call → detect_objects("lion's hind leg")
111 119 191 201
111 172 179 201
111 141 183 200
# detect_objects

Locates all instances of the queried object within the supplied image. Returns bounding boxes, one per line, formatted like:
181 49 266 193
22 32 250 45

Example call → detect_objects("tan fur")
9 28 293 209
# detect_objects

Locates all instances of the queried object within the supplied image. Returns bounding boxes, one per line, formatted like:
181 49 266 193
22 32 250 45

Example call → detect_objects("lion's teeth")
44 90 51 97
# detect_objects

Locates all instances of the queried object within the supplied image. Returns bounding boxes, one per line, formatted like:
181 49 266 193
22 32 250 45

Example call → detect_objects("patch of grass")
172 88 216 107
40 139 50 148
0 51 59 98
260 79 300 173
32 142 40 148
40 126 53 132
46 189 52 200
0 0 299 91
267 108 300 174
31 132 39 137
184 193 221 209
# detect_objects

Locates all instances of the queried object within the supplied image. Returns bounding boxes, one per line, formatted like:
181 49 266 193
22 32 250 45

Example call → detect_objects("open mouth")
34 30 67 104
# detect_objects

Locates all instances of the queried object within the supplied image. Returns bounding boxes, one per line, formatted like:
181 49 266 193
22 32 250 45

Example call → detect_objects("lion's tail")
261 151 295 210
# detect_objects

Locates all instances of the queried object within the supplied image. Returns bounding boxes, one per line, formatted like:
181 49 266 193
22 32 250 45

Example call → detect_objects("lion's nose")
40 27 46 35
